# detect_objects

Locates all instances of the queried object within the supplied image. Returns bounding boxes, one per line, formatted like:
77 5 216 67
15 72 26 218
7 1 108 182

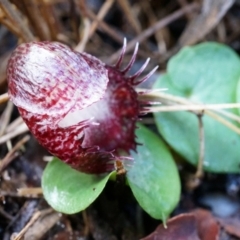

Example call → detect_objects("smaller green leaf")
42 158 113 214
127 124 180 222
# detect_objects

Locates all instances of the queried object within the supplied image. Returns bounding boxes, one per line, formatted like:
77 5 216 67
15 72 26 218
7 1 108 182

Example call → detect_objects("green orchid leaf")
154 42 240 172
42 158 113 214
127 124 180 222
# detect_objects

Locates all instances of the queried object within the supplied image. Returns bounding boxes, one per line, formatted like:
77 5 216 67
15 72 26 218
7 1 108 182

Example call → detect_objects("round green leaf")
154 42 240 172
127 124 180 222
42 158 113 214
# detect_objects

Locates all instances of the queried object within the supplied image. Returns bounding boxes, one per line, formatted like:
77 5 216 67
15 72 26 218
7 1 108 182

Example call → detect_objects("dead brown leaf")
141 209 220 240
179 0 235 46
193 209 219 240
141 213 200 240
218 215 240 238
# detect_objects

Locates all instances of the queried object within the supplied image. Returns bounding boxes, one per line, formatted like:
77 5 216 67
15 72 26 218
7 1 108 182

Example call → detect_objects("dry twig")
22 0 51 40
17 187 43 197
108 2 199 63
0 92 9 104
196 113 205 179
139 90 240 135
179 0 235 46
75 17 91 52
116 0 141 34
89 0 115 37
24 209 61 239
0 135 30 172
84 7 123 44
147 103 240 112
0 122 28 144
0 0 35 41
39 0 59 40
12 211 41 240
0 101 13 136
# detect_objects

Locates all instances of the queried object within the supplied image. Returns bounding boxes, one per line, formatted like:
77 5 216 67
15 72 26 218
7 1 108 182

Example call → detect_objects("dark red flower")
7 40 157 174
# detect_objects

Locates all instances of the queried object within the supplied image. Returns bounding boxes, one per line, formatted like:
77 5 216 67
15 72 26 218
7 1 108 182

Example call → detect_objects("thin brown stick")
215 109 240 124
140 90 240 135
206 111 240 135
76 0 115 52
0 135 30 172
13 211 41 240
147 105 240 135
0 189 21 197
147 103 240 112
0 14 21 38
0 92 9 104
0 0 35 41
0 188 42 198
39 0 59 40
0 122 28 144
195 113 205 178
86 8 123 43
177 0 195 19
24 209 61 240
82 210 90 236
108 2 199 63
75 17 91 52
6 117 23 133
76 0 123 43
140 90 240 114
140 1 167 54
116 0 141 34
17 187 43 197
0 101 13 136
89 0 115 37
22 0 50 40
